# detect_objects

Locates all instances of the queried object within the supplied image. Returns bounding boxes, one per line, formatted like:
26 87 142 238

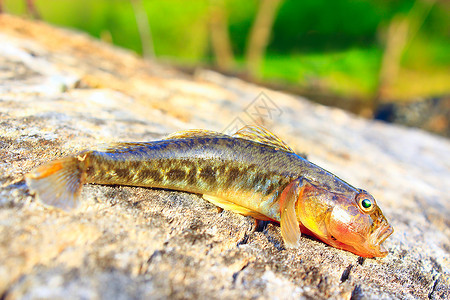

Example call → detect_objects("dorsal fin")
233 125 294 153
165 129 229 140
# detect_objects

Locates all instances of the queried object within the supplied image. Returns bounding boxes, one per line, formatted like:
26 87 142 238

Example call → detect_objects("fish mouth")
369 224 394 256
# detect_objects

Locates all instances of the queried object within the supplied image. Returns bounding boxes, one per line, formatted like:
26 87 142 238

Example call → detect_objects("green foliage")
5 0 210 59
261 48 382 98
271 0 382 51
226 0 258 55
3 0 449 100
143 0 209 60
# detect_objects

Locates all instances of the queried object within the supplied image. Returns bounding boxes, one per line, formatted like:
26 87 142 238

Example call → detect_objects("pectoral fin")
279 178 304 248
202 194 271 220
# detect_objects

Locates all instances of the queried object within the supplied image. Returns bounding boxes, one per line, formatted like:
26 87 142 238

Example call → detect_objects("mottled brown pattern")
225 167 241 188
80 135 360 216
186 164 198 185
115 168 132 181
139 169 163 183
166 168 187 183
199 165 217 186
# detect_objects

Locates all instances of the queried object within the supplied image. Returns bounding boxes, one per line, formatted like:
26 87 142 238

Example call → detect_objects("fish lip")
370 224 394 255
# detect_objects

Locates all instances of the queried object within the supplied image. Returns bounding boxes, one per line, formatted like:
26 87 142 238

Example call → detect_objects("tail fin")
25 156 85 210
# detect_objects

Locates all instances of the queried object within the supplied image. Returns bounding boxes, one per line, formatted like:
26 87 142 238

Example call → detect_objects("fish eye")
359 197 374 213
361 199 372 209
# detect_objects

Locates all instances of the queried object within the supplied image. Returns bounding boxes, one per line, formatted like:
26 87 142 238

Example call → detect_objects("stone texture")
0 15 449 299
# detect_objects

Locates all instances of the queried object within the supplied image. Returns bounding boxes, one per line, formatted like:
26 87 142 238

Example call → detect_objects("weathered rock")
0 15 449 299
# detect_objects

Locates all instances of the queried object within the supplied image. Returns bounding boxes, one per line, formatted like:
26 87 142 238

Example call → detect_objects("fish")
25 125 393 258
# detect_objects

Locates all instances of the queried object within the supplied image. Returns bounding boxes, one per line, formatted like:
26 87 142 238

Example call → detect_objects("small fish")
26 126 393 257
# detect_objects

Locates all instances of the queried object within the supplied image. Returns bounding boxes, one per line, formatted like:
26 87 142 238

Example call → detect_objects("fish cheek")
328 205 369 246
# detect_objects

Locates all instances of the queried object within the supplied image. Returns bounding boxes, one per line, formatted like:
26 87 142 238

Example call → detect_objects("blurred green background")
3 0 450 110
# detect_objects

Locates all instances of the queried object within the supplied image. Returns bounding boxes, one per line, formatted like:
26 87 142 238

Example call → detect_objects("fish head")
297 186 393 258
325 189 394 257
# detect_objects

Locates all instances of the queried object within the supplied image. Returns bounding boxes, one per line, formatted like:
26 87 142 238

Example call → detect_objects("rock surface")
0 15 449 299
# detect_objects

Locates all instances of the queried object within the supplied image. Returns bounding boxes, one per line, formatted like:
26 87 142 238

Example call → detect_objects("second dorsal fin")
233 125 294 153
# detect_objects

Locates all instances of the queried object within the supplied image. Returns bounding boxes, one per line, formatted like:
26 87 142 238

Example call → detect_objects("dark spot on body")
129 161 142 170
186 165 198 185
115 168 131 179
199 165 216 185
167 169 187 182
140 169 163 182
226 167 241 186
